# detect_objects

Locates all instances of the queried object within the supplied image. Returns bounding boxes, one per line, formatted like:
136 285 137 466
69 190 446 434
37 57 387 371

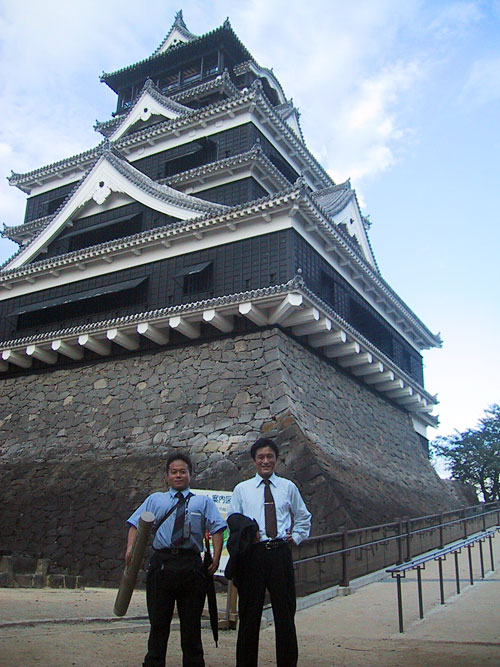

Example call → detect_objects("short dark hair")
250 437 279 460
166 452 193 474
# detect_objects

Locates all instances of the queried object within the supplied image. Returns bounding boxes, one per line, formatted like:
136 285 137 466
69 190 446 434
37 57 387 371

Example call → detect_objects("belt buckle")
265 541 272 550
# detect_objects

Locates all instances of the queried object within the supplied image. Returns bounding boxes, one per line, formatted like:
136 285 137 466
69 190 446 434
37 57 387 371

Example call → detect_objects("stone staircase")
0 553 84 589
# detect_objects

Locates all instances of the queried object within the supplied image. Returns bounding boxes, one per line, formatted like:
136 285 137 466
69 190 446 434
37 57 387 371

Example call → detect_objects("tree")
432 404 500 502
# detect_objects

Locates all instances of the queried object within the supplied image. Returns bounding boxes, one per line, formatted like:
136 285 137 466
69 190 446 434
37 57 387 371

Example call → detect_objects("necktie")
263 479 277 538
171 492 187 546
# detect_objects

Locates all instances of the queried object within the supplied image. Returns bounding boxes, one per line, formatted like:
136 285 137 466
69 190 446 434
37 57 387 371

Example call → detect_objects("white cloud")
428 1 483 40
321 60 422 183
461 56 500 106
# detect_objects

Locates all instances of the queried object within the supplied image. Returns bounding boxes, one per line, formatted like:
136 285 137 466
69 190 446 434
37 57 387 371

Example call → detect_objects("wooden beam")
308 329 347 348
51 339 84 360
364 370 395 385
377 378 404 392
324 341 360 359
397 392 423 405
268 293 303 325
239 302 268 326
0 360 8 372
386 386 413 399
1 349 32 368
351 361 384 377
338 351 373 368
281 307 319 328
293 317 331 337
78 334 111 356
26 344 57 364
169 316 200 339
137 322 169 345
203 309 234 333
107 328 139 351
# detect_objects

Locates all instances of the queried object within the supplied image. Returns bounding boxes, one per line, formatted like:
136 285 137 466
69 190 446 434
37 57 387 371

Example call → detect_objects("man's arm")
227 484 243 516
289 484 311 545
208 529 224 575
125 525 137 566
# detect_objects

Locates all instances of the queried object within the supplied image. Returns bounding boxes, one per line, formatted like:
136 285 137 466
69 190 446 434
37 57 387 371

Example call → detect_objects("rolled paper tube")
114 510 155 617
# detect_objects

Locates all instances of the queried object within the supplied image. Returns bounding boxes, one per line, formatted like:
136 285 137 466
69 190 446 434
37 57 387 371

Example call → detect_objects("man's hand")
207 557 220 576
125 545 133 567
125 526 137 567
286 530 296 546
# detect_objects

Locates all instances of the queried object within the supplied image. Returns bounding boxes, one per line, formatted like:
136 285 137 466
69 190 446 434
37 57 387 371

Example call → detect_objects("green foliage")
432 404 500 502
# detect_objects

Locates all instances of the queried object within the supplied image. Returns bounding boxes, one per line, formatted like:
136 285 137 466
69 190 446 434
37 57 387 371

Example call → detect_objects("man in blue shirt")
126 452 226 667
228 438 311 667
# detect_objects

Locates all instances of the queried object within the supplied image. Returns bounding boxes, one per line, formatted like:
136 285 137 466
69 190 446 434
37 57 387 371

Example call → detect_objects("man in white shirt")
228 437 311 667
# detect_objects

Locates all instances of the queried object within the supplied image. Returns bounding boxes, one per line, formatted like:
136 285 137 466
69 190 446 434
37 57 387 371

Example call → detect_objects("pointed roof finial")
153 10 198 56
174 9 186 29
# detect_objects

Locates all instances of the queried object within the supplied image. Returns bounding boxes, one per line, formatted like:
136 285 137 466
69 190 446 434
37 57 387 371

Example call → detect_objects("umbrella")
203 532 219 647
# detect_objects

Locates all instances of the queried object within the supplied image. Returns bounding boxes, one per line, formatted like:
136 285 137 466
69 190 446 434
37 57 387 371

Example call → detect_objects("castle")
0 13 464 584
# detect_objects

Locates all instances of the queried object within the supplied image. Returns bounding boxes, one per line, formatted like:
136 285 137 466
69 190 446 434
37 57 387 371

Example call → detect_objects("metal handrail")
290 501 500 599
386 527 499 632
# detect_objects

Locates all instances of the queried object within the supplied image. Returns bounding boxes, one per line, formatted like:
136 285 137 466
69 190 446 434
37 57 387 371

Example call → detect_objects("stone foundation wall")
0 329 464 584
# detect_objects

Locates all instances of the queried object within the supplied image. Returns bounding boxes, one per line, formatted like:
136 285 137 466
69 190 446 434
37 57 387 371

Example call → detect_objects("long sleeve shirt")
228 473 311 544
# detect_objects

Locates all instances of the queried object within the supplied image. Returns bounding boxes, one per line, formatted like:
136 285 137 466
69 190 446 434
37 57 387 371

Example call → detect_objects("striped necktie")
171 492 187 546
263 479 277 538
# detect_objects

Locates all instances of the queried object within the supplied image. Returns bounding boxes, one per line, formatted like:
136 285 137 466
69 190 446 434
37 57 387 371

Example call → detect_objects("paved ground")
1 532 499 665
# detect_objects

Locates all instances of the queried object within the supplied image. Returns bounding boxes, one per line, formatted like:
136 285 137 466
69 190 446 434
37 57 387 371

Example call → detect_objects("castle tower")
0 13 463 584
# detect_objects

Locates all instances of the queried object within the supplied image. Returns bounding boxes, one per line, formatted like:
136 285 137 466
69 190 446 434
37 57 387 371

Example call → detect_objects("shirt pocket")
189 510 204 536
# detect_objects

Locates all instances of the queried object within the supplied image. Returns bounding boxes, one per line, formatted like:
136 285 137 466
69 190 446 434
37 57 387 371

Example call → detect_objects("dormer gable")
107 79 191 142
5 148 226 270
275 100 304 143
312 181 378 269
153 10 198 54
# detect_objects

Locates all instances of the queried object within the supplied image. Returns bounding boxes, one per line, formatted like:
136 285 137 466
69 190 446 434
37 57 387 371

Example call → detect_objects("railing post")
396 518 403 565
405 517 411 562
340 526 349 587
463 507 468 539
482 508 487 532
439 512 444 549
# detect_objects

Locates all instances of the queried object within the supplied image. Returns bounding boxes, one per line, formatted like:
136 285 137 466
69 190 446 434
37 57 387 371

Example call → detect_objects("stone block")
32 574 47 588
12 555 37 573
47 574 65 588
14 574 34 587
0 572 14 587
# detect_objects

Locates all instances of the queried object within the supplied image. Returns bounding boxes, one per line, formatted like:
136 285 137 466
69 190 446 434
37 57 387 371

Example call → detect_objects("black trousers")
236 543 298 667
143 551 207 667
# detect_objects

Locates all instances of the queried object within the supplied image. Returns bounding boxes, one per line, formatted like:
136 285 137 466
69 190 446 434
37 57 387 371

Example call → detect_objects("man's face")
166 459 191 491
254 446 276 479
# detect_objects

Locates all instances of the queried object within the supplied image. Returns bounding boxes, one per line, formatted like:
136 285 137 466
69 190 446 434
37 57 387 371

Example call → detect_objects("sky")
0 0 498 466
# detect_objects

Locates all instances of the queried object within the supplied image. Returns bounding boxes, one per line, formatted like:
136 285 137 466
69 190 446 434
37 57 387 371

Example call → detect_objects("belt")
154 547 199 556
257 539 288 550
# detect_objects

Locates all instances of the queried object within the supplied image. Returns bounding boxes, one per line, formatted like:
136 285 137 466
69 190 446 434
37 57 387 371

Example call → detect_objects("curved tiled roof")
3 216 52 242
162 144 293 191
312 182 354 217
100 18 253 91
10 82 333 192
0 180 441 349
103 148 227 213
170 69 240 103
233 60 287 105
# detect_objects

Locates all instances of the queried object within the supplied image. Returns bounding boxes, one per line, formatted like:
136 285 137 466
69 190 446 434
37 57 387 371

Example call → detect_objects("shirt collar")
254 473 277 487
168 487 191 499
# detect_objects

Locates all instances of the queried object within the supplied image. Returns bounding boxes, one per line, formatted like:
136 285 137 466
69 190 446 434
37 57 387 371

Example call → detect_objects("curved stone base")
0 329 467 584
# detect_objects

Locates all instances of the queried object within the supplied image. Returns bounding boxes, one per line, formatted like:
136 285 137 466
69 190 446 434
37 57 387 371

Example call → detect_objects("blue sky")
0 0 498 464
